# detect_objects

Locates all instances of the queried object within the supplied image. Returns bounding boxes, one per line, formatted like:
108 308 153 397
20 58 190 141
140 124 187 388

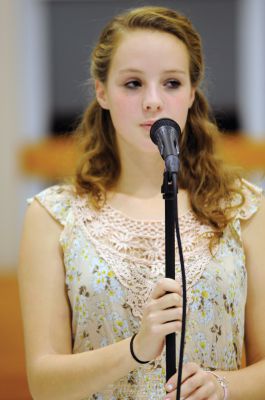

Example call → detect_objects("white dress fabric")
28 179 263 399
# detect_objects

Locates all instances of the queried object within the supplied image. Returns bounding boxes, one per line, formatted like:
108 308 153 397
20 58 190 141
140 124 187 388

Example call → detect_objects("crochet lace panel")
72 195 215 319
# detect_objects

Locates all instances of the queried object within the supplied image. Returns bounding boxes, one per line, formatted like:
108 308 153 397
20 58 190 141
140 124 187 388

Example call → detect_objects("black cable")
172 173 187 400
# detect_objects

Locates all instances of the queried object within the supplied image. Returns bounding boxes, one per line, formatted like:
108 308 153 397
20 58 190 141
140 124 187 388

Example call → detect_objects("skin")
96 29 223 399
96 30 195 154
96 29 194 219
18 28 265 400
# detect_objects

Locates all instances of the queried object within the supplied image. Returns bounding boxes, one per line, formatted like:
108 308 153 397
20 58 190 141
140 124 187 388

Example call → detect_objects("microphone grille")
150 118 180 144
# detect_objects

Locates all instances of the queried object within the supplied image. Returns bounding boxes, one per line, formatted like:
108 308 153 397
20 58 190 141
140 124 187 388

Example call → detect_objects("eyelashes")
124 79 181 90
165 79 181 89
124 80 142 89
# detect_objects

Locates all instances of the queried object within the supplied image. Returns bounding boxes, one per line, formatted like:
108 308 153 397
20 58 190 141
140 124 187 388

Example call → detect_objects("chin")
141 141 161 154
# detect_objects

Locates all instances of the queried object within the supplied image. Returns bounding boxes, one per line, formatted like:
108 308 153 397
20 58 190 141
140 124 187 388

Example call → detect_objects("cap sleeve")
27 184 75 227
235 179 263 221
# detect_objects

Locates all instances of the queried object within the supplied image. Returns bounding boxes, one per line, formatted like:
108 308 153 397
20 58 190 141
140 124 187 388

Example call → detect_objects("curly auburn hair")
74 6 243 238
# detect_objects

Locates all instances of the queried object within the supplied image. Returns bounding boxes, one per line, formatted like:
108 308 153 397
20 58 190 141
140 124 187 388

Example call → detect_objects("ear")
95 80 109 110
188 87 196 108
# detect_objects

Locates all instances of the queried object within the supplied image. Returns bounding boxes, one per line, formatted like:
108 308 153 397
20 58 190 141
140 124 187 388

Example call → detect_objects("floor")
0 273 31 399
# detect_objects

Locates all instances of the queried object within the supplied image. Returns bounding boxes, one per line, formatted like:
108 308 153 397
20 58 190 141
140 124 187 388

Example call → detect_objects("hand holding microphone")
131 278 183 363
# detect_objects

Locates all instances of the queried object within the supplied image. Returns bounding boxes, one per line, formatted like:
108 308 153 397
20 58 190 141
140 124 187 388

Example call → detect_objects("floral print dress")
28 179 262 399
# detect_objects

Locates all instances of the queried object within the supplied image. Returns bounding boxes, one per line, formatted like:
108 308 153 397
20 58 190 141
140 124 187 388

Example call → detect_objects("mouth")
140 121 157 128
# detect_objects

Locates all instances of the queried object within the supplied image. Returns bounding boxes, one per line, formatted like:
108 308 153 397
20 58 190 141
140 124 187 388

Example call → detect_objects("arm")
18 199 183 400
164 197 265 400
226 195 265 399
18 200 139 400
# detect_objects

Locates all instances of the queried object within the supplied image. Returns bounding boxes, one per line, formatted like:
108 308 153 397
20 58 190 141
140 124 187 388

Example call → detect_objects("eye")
165 79 181 89
124 80 142 89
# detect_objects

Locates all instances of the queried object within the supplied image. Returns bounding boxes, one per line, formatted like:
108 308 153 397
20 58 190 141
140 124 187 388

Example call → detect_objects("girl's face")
96 29 195 154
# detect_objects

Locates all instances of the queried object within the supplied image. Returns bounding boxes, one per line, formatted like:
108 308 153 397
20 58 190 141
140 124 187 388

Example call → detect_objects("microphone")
150 118 181 173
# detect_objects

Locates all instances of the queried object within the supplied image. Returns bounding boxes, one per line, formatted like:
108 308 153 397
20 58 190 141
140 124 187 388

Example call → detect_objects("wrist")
206 370 229 400
130 333 150 364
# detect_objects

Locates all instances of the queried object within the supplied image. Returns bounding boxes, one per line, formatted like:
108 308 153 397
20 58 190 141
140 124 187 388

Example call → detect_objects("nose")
142 86 163 112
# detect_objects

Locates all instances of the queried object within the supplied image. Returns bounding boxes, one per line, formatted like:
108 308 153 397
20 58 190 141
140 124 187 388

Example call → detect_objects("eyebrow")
118 68 186 75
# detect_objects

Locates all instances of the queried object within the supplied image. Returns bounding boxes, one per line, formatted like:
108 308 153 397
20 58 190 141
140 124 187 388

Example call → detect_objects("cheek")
109 93 137 122
166 94 192 130
169 90 192 108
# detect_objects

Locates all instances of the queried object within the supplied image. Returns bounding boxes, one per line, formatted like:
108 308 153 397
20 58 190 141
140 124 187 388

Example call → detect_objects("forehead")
109 29 190 73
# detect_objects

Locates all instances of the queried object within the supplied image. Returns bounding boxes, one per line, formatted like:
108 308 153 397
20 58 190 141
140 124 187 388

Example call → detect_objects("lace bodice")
73 195 214 318
28 179 263 400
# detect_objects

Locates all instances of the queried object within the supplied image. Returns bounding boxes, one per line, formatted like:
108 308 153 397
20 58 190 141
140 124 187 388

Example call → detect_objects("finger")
180 370 206 398
184 379 216 400
163 388 176 400
152 278 182 300
156 320 182 336
181 362 200 382
165 363 200 394
156 307 183 324
165 370 178 393
148 293 182 313
164 385 212 400
157 292 183 309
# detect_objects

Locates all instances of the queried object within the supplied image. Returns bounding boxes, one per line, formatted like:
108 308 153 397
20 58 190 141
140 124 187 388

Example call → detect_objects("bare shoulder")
18 198 64 275
18 199 72 369
241 194 265 253
242 195 265 364
23 198 63 234
18 198 64 286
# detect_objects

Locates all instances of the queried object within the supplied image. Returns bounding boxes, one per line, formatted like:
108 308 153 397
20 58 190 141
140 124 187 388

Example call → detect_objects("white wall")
0 0 264 270
237 0 265 139
237 0 265 188
0 0 50 270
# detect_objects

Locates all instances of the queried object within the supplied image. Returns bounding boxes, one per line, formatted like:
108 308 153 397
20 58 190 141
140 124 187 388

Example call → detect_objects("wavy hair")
74 6 243 240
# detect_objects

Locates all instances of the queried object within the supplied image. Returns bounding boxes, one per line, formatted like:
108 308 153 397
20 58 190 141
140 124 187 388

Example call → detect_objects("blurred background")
1 0 265 398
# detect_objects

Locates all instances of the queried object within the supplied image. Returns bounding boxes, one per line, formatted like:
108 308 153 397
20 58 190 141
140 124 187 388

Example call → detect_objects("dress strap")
27 184 75 227
235 179 263 221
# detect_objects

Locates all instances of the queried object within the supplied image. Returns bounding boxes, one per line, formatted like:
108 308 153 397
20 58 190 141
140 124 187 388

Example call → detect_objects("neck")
114 148 165 199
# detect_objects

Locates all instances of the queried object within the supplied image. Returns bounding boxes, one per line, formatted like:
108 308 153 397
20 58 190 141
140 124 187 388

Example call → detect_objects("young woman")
18 6 265 400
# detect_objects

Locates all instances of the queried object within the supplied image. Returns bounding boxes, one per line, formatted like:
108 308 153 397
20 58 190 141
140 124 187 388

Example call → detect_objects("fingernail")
166 383 173 391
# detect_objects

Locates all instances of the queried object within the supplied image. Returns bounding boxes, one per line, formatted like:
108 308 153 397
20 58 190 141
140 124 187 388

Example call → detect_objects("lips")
140 120 156 127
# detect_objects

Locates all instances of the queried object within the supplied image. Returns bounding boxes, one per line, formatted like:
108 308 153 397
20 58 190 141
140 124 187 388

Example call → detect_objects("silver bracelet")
206 370 229 400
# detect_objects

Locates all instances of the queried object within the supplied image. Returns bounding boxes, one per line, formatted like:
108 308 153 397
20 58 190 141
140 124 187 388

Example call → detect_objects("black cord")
172 173 187 400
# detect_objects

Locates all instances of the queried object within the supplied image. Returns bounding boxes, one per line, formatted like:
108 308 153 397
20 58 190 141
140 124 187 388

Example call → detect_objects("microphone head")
150 118 181 145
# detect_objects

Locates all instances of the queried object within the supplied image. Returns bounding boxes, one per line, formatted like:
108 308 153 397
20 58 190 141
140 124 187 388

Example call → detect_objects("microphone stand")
150 117 186 399
161 171 177 382
162 171 187 400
